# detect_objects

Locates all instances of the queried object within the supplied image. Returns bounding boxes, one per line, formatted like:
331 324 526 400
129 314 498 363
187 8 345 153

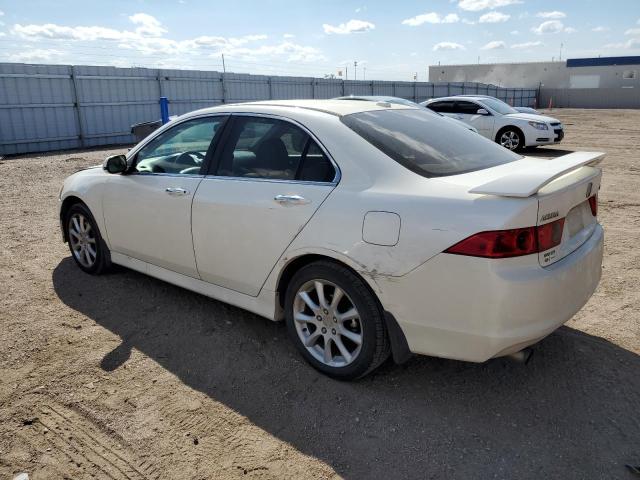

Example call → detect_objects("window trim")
125 113 231 178
203 112 340 185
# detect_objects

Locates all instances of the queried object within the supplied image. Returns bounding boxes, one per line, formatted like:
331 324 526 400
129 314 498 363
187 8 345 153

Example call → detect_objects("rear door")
426 100 457 119
191 114 338 296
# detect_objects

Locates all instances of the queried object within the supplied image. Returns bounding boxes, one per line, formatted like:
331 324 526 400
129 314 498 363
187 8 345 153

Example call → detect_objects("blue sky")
0 0 639 80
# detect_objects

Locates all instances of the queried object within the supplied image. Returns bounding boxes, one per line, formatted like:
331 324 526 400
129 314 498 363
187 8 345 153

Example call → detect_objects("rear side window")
341 109 521 178
216 116 335 182
427 101 454 113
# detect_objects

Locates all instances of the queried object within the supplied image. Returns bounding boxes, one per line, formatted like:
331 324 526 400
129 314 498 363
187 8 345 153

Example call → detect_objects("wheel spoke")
83 248 92 265
334 337 352 363
294 312 316 324
87 244 97 259
339 328 362 345
315 281 327 309
338 307 358 322
323 337 333 363
87 237 96 244
72 217 81 234
304 330 322 347
69 229 81 240
298 291 319 312
330 287 344 310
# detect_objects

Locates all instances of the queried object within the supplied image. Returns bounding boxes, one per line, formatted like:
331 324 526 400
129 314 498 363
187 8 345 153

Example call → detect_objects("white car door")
102 115 228 278
452 101 495 139
191 114 338 296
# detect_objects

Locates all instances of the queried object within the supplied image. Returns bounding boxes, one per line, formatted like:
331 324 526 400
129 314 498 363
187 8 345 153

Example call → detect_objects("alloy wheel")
292 279 363 367
68 213 97 268
500 130 520 150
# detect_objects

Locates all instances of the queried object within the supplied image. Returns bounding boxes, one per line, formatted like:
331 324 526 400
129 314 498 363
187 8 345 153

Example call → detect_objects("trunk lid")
439 151 604 267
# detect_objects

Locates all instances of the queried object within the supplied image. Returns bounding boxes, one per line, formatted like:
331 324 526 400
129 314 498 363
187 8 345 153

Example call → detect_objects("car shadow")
52 258 640 479
524 147 575 159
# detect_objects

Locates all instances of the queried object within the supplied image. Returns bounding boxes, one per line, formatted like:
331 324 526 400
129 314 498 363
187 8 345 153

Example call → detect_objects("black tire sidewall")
65 203 108 275
284 262 384 380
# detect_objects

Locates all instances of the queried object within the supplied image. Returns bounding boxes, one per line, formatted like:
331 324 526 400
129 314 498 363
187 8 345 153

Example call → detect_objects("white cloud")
592 26 609 32
128 13 166 37
625 28 640 36
433 41 466 51
510 30 519 35
0 32 5 37
564 27 577 33
462 18 476 25
481 40 506 49
283 33 295 38
402 12 459 26
536 11 566 19
479 11 510 23
322 19 375 34
9 48 63 62
0 10 4 16
511 41 543 48
10 15 325 64
532 20 564 34
604 38 640 49
457 0 522 12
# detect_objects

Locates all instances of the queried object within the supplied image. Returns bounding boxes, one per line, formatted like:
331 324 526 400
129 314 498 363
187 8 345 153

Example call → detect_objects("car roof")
334 95 418 105
425 96 489 102
188 99 415 118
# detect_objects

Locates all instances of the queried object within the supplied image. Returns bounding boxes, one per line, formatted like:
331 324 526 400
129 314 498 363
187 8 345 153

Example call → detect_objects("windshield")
479 97 518 115
341 109 521 178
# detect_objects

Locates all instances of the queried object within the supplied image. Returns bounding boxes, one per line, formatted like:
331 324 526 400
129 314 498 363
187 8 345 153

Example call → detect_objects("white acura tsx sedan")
59 99 604 379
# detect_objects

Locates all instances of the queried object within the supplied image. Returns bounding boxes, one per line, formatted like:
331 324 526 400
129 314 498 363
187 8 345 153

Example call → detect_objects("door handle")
274 194 310 206
165 187 189 196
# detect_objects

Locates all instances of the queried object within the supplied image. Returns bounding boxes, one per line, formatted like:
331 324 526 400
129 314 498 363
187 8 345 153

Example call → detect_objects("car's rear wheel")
65 203 111 275
497 127 524 151
284 261 390 380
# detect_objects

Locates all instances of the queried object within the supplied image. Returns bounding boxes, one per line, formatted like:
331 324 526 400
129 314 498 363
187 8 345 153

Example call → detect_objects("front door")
192 115 338 296
102 115 228 278
454 101 495 138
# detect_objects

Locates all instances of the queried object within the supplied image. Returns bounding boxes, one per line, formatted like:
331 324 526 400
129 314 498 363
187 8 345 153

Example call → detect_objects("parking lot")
0 108 639 479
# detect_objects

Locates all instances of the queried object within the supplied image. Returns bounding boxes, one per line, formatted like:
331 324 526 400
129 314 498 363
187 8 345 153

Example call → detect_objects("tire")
64 203 111 275
496 126 524 152
284 260 390 380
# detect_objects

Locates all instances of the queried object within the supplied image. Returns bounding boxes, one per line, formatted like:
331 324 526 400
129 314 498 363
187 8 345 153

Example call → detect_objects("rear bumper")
376 224 603 362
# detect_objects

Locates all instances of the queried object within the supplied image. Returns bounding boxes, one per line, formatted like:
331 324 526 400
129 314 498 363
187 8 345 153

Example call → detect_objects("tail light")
588 195 597 216
445 218 565 258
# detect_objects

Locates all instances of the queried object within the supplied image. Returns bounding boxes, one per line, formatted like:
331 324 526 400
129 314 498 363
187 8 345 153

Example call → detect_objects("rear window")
341 109 521 177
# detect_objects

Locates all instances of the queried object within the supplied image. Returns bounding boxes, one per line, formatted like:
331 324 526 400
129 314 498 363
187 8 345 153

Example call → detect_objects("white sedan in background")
59 99 603 379
422 95 564 151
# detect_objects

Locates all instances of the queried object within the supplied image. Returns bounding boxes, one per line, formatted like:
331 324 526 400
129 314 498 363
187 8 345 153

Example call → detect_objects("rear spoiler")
469 151 605 198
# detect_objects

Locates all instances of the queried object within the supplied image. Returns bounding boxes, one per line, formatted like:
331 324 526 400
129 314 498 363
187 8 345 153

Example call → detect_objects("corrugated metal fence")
539 87 640 109
0 63 538 155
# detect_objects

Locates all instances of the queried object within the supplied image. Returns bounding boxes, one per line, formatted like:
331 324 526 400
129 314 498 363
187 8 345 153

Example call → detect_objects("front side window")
216 116 335 182
478 98 518 115
134 116 225 175
341 109 521 178
455 101 482 115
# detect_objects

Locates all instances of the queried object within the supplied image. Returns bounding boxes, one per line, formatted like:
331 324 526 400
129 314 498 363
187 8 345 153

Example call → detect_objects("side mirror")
103 154 128 174
477 108 490 116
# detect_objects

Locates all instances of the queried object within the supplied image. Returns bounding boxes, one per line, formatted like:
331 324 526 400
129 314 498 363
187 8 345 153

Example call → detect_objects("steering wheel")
175 151 205 165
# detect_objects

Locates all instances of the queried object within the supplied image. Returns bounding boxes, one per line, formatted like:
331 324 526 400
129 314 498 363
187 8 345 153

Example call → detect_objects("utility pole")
354 60 358 81
221 53 226 73
363 67 366 80
559 43 563 61
345 65 348 81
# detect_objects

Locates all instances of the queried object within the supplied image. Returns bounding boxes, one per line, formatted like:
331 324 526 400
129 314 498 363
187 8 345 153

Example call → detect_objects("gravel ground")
1 109 639 480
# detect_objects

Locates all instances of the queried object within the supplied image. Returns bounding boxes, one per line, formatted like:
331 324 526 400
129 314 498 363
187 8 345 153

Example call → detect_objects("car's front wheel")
284 261 390 380
65 203 111 275
497 127 524 151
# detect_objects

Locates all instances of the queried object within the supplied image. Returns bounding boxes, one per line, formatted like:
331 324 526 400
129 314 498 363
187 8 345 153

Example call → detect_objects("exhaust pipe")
506 347 534 365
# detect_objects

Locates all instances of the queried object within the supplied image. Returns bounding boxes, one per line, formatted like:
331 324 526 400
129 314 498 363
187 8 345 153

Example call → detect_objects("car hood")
504 112 560 123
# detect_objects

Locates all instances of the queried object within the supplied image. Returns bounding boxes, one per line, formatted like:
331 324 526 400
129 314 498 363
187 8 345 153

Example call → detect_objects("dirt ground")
0 108 639 480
